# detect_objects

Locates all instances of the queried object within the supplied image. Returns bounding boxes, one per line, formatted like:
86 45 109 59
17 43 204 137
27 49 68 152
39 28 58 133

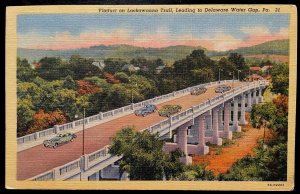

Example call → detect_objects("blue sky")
17 14 289 51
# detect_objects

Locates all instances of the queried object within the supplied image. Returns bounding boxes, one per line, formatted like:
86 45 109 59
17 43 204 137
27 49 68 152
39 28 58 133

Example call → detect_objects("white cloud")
240 26 271 36
278 27 289 36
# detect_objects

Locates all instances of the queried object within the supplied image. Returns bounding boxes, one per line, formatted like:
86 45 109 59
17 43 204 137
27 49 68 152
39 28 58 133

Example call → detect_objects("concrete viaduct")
17 80 268 181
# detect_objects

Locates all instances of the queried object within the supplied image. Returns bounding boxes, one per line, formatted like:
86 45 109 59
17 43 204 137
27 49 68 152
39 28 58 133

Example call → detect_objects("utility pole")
218 68 223 83
232 71 234 89
237 70 241 81
82 108 85 155
131 86 134 104
249 69 251 82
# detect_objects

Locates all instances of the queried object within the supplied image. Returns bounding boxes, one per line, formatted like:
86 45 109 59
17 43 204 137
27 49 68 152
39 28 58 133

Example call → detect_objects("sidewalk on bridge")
17 89 191 152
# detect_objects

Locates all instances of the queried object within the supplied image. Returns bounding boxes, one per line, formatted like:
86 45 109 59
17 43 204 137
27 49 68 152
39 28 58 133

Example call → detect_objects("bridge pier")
218 106 223 131
206 112 212 131
229 103 233 124
197 114 209 154
258 88 264 103
212 107 222 145
246 91 252 112
177 122 192 165
223 102 232 139
253 90 259 104
239 93 248 125
232 97 241 132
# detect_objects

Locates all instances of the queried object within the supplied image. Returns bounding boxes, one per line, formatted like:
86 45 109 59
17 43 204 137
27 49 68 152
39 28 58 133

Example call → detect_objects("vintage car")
215 85 231 93
43 132 77 148
190 86 207 95
134 104 157 117
158 105 182 117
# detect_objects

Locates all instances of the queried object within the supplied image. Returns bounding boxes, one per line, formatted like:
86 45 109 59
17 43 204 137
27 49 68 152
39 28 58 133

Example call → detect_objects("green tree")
251 102 277 144
272 95 288 139
108 84 133 107
129 75 160 99
17 82 43 108
176 164 215 181
271 63 289 96
51 89 83 120
17 98 35 136
88 83 132 112
190 68 215 84
251 103 277 129
84 76 110 88
17 57 37 82
228 53 249 80
109 127 184 180
69 55 101 80
104 58 127 74
62 75 76 90
159 79 177 94
173 49 216 86
130 57 147 67
37 57 63 80
218 57 237 80
114 72 130 83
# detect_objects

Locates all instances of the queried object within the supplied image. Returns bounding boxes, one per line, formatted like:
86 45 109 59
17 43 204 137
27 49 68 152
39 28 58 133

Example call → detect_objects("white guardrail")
28 80 269 181
18 80 237 145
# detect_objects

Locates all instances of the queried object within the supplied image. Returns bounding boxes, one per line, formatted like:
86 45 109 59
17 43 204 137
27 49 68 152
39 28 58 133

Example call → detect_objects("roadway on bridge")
17 82 244 180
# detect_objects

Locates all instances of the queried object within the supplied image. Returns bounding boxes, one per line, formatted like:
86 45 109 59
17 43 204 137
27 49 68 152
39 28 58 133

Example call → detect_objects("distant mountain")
17 45 205 64
211 39 289 57
17 39 289 63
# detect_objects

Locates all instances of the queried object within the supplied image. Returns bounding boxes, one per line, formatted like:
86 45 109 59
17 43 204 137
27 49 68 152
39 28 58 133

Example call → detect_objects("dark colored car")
158 105 182 117
134 104 157 117
190 87 207 95
43 132 77 148
215 85 231 93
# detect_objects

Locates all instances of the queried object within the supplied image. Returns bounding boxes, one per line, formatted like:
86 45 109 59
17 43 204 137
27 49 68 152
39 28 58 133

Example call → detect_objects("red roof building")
261 65 273 72
31 63 41 69
250 66 262 71
248 74 263 81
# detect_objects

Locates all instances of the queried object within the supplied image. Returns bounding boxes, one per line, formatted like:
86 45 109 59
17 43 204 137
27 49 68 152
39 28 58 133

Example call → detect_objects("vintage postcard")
6 5 296 190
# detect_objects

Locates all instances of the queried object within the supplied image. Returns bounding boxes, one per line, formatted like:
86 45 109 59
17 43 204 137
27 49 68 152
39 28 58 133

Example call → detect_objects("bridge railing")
38 128 55 138
18 80 239 145
59 159 81 176
86 146 110 170
30 169 54 181
28 146 111 181
17 133 36 144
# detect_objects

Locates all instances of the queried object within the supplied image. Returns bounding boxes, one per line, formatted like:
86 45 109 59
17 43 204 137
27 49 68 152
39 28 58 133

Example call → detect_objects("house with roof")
92 61 105 69
261 65 273 72
247 74 263 81
31 63 41 69
155 65 166 73
249 66 262 71
141 66 150 72
122 64 140 72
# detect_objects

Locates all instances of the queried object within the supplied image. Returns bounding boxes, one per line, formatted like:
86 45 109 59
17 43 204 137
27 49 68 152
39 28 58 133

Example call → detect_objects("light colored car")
134 104 157 117
43 132 77 148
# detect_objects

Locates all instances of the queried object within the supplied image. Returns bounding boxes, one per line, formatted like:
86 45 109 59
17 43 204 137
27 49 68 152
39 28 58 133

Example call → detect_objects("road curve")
17 82 244 180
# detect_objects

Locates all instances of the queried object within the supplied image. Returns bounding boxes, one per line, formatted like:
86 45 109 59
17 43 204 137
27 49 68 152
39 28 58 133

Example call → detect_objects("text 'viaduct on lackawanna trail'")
17 79 268 181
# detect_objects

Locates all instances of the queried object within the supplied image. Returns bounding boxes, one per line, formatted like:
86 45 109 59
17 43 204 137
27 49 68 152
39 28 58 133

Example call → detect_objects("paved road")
17 82 244 180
